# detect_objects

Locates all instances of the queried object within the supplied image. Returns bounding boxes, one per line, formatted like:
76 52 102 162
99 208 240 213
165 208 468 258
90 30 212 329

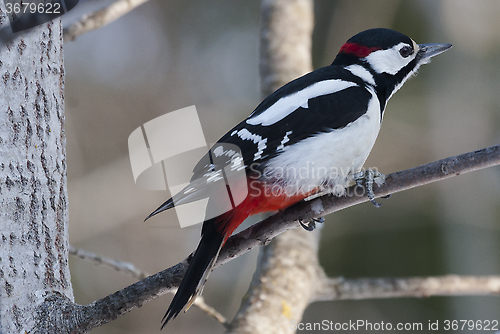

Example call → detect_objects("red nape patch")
339 42 382 58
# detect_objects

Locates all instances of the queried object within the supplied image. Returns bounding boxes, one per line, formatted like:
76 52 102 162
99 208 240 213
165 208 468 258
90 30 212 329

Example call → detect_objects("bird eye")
399 46 413 58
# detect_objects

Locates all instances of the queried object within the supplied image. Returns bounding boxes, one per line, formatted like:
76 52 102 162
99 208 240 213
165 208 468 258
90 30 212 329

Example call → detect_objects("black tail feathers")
161 219 224 329
145 198 174 221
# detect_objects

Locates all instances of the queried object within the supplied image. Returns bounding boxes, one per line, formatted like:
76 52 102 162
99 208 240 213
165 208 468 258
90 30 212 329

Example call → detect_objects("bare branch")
69 245 149 280
63 0 150 42
54 147 499 331
314 275 500 301
68 245 228 326
219 145 500 267
193 296 229 327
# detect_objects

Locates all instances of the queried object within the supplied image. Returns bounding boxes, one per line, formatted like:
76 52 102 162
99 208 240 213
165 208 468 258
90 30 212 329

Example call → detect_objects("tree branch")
50 144 499 332
314 275 500 301
69 245 149 280
68 245 229 327
63 0 151 42
219 144 500 266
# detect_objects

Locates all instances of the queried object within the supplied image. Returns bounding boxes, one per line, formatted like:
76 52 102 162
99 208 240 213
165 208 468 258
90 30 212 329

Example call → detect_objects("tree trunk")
0 16 71 333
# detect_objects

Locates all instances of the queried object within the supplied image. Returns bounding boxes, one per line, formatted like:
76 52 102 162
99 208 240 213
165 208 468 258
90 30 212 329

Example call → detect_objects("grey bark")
0 14 72 334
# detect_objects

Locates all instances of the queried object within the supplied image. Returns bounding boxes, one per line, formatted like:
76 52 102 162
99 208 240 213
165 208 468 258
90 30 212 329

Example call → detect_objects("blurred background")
63 0 500 333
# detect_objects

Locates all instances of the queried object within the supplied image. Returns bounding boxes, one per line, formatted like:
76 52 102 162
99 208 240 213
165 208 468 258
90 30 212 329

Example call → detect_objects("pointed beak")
417 43 452 59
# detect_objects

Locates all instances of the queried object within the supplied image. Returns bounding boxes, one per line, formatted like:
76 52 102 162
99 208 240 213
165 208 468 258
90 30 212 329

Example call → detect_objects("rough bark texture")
227 1 317 333
0 14 71 333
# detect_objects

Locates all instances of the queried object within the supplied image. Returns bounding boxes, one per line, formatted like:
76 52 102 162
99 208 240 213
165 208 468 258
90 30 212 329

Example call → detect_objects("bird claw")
300 220 315 231
299 217 324 231
353 169 386 207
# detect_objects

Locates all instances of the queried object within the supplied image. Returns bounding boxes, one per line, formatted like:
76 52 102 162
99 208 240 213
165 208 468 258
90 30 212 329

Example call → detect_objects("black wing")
192 66 374 177
147 66 375 217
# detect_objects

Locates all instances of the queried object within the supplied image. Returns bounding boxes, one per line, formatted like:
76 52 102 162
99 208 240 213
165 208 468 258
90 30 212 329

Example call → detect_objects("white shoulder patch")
344 64 376 86
246 79 358 126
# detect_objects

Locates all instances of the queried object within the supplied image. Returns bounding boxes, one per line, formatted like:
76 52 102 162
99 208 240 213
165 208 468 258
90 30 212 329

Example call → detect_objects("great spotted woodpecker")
147 28 451 328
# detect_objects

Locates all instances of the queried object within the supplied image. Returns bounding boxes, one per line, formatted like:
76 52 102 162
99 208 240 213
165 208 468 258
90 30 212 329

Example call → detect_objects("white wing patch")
213 145 236 158
230 155 245 171
204 170 223 183
255 139 267 160
276 131 293 151
232 128 268 161
246 79 358 126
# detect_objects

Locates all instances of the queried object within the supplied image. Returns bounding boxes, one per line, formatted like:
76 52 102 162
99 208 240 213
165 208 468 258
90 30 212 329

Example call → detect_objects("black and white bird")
147 28 451 328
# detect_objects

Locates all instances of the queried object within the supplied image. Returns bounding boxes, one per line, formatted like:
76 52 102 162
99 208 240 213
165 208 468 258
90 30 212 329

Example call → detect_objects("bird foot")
299 217 325 231
353 169 386 207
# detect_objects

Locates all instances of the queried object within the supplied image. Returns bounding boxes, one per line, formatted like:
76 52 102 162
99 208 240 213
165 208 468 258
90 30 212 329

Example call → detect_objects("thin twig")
193 296 229 327
63 0 151 42
69 245 149 280
68 245 229 325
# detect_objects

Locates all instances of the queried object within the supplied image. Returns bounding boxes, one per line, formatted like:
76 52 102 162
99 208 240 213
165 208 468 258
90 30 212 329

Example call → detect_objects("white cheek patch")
364 42 417 75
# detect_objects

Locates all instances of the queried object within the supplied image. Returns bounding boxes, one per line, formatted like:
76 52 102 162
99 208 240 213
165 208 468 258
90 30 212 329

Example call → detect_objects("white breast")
263 87 381 196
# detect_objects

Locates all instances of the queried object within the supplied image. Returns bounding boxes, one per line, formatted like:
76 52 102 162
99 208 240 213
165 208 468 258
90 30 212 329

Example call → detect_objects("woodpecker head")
333 28 451 103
